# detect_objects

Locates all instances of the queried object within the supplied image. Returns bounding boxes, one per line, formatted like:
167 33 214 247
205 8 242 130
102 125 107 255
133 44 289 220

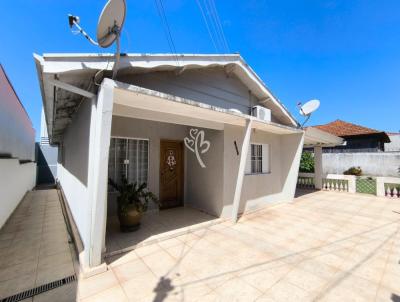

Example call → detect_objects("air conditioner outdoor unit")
252 105 271 122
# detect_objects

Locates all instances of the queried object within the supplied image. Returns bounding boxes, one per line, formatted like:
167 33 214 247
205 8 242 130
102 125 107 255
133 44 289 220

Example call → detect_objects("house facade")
35 53 337 273
314 119 390 152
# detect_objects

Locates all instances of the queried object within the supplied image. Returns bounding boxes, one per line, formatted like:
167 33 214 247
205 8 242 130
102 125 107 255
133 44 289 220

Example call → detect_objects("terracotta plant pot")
118 203 143 232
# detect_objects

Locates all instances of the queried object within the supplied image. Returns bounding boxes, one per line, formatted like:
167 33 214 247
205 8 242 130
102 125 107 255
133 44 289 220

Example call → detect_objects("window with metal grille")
245 143 270 174
108 137 149 189
251 144 263 173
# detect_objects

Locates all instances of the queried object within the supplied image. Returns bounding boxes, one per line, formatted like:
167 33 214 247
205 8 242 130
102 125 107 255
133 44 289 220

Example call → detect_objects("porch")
105 206 220 257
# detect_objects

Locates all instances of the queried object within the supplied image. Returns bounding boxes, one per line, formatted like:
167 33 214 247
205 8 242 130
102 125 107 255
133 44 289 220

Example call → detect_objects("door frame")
159 139 184 209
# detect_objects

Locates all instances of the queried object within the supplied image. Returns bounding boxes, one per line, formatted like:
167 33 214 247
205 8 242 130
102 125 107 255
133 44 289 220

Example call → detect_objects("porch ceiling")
112 80 302 135
304 127 344 147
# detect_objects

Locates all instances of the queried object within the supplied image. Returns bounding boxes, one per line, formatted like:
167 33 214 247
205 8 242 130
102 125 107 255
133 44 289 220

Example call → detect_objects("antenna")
297 99 320 128
68 0 126 79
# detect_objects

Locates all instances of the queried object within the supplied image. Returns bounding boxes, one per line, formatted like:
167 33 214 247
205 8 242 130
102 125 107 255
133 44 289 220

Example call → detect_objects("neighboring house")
385 132 400 152
0 64 36 228
314 119 390 152
35 108 58 185
34 53 339 272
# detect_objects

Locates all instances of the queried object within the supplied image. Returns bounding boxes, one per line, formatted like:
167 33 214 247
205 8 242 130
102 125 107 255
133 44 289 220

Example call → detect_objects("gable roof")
314 119 390 142
34 53 299 143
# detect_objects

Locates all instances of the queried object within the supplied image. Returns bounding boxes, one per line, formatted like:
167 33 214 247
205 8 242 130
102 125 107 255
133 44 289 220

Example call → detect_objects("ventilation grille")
1 275 77 302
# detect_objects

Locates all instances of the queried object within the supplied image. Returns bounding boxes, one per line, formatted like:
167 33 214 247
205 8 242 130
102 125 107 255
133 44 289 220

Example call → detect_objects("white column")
88 79 115 268
314 146 323 189
231 118 252 223
376 177 385 197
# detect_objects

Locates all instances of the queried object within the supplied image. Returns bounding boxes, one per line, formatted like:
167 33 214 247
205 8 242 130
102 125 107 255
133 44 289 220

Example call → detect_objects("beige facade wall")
109 117 304 219
221 126 303 218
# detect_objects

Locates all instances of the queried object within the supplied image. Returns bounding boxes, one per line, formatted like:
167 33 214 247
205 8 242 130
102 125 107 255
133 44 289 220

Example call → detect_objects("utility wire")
195 0 218 53
204 0 224 52
154 0 180 65
208 0 230 53
195 0 230 54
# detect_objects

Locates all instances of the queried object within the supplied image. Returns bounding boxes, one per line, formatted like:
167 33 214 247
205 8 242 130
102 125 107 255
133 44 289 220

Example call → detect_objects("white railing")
322 178 349 192
377 177 400 198
298 173 400 198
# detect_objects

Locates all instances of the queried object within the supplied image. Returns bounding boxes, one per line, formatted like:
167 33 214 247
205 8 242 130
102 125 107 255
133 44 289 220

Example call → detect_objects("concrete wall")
0 159 36 228
385 134 400 152
0 65 35 161
57 99 92 252
322 152 400 177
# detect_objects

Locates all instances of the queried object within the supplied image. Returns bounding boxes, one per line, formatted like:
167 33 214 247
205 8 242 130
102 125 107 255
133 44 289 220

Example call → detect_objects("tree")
299 151 314 173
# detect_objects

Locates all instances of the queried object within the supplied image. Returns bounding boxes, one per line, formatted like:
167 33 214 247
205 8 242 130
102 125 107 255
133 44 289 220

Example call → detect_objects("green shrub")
343 166 362 176
299 151 314 173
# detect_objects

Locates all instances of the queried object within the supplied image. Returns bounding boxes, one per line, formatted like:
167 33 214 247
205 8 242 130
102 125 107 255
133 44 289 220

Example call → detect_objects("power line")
154 0 180 65
195 0 218 53
195 0 230 53
208 0 230 53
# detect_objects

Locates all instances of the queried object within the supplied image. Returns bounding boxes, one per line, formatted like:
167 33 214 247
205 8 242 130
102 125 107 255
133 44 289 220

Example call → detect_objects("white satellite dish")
297 99 320 128
68 0 126 79
299 99 320 116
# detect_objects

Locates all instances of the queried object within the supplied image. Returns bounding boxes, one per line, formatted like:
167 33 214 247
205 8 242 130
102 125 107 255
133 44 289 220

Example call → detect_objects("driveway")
41 191 400 301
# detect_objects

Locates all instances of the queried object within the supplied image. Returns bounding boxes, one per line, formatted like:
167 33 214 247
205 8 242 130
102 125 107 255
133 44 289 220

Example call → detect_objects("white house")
34 53 340 274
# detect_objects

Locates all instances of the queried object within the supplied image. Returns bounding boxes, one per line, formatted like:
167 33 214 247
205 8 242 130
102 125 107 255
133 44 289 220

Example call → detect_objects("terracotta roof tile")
314 120 385 137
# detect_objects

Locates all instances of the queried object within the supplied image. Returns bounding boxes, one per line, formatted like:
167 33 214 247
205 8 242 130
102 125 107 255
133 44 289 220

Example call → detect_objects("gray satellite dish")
297 99 320 128
68 0 126 79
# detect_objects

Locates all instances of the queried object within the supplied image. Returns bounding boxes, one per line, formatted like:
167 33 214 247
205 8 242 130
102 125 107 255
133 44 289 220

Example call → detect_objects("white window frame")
109 136 150 186
245 143 271 175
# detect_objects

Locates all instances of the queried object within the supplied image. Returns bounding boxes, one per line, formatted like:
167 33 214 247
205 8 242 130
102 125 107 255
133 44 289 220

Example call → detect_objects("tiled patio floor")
105 207 220 256
84 190 400 301
0 189 78 301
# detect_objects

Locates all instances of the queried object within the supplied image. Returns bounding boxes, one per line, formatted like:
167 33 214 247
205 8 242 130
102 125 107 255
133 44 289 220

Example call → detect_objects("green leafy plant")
343 166 362 176
299 151 314 173
108 178 158 215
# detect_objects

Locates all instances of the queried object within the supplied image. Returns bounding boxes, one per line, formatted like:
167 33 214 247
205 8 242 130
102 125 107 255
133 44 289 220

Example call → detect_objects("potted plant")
108 178 158 232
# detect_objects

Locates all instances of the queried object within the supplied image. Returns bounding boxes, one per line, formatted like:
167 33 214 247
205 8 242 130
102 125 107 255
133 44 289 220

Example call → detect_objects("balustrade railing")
297 177 315 189
322 178 349 192
384 183 400 198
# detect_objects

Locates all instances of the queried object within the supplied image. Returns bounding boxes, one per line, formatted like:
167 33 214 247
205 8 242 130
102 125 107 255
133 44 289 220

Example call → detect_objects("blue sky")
1 0 399 140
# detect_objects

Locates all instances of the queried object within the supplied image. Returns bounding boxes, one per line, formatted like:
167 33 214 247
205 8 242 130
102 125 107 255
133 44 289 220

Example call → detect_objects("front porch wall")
109 116 189 215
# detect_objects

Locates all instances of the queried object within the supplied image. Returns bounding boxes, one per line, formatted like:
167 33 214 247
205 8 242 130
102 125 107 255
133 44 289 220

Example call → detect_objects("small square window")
246 143 270 174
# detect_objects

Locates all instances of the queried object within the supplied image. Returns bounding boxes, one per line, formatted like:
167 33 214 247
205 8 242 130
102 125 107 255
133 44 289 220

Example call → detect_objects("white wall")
186 128 224 216
0 65 35 161
385 135 400 152
0 159 36 228
57 99 92 256
322 152 400 177
221 125 304 217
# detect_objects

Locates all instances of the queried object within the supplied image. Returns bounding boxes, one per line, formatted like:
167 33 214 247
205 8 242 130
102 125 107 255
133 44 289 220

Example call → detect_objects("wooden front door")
159 140 184 209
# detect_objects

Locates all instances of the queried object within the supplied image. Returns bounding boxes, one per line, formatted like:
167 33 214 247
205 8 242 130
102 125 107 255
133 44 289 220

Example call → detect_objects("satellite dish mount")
297 99 320 128
68 0 126 79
